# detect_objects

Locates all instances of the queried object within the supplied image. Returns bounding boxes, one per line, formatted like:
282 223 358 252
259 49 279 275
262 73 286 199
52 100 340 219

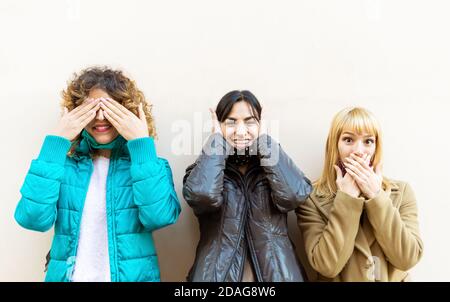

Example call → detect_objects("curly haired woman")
14 67 181 282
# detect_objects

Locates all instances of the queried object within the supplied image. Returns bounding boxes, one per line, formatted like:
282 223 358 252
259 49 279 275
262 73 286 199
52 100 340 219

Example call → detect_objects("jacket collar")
225 156 261 178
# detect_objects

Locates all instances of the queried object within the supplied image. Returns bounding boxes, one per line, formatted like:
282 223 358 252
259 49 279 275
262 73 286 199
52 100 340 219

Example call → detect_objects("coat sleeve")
296 191 365 278
364 183 423 271
14 135 71 232
258 134 312 213
182 133 227 216
128 137 181 232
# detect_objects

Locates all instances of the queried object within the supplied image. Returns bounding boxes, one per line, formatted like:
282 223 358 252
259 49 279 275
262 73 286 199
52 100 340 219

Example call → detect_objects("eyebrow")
342 132 375 138
226 116 257 121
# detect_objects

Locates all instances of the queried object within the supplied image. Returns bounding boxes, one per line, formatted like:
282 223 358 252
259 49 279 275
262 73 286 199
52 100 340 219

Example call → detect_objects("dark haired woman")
183 90 312 281
14 67 181 282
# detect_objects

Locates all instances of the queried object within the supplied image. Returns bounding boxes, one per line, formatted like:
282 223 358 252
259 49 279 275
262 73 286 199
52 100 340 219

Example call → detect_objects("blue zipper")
106 149 119 282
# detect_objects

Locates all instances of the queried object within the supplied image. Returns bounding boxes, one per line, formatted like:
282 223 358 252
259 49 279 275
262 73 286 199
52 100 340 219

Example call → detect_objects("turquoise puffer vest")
14 134 181 282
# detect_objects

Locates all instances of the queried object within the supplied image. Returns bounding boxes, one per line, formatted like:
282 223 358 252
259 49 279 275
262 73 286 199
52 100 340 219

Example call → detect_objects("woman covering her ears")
14 67 181 282
183 90 312 282
296 107 423 281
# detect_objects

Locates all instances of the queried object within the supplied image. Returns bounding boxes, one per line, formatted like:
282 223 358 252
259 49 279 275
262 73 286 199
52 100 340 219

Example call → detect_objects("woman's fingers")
79 109 97 128
345 156 370 177
69 98 93 114
103 110 121 130
72 98 100 118
350 153 371 170
76 102 101 123
78 103 101 126
344 162 367 182
345 168 366 185
258 107 268 136
100 102 121 125
209 108 221 133
138 102 146 123
66 100 84 115
99 98 124 118
258 106 264 125
365 153 371 166
209 108 218 121
102 97 129 117
107 97 129 114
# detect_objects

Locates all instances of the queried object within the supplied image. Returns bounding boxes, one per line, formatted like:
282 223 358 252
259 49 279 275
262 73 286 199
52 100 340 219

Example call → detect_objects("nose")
353 141 365 156
235 122 247 137
95 108 105 121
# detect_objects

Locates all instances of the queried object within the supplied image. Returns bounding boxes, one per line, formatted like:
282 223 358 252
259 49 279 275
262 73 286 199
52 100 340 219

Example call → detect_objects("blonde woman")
296 107 423 281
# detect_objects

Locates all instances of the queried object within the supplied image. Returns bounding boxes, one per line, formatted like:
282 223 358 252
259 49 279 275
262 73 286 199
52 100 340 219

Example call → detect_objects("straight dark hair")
215 90 262 122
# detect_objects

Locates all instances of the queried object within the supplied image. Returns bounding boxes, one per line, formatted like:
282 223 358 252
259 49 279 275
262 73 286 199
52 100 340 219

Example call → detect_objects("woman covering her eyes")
14 67 180 282
296 107 423 281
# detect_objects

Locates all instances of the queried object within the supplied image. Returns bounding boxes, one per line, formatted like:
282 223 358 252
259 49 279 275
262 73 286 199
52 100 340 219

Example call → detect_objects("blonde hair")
315 107 389 198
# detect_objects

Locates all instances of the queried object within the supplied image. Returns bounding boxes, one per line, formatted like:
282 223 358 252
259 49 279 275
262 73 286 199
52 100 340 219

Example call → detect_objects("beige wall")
1 0 449 281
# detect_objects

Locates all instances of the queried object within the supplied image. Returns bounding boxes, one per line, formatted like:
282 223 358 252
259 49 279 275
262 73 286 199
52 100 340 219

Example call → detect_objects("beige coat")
296 180 423 281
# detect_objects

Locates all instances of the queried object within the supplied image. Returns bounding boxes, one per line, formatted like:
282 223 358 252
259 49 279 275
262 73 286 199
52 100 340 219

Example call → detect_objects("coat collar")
225 156 261 179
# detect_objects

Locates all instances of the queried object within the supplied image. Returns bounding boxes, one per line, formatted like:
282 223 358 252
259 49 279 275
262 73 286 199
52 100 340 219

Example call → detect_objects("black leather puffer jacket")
183 134 312 282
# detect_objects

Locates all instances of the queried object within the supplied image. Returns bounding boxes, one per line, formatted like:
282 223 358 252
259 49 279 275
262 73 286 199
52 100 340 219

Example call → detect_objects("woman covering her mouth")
296 107 423 281
14 66 181 282
183 90 312 281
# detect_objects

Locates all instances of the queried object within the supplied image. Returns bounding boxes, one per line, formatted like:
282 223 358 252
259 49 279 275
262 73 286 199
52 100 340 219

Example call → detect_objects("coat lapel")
354 228 372 260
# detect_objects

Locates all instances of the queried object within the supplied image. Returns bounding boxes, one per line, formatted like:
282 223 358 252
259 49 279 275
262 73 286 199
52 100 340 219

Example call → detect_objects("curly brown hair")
61 66 157 139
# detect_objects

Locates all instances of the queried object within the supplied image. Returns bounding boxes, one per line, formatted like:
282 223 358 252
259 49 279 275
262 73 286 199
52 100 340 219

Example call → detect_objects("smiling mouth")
233 139 251 145
93 125 112 133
